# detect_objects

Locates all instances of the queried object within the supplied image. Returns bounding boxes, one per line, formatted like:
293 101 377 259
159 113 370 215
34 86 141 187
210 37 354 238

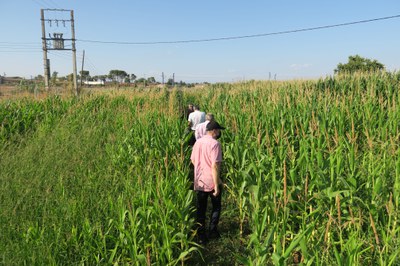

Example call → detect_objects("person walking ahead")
190 120 225 243
188 105 205 131
183 103 194 120
187 105 206 146
195 113 214 140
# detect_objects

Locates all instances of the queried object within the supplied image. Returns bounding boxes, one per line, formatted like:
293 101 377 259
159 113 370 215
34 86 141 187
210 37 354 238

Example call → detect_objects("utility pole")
41 9 49 90
71 10 78 96
162 72 164 85
40 9 79 95
80 49 85 87
172 73 175 86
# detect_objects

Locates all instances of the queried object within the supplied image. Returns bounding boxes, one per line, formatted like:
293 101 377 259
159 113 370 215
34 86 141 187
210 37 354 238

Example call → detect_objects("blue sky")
1 0 399 83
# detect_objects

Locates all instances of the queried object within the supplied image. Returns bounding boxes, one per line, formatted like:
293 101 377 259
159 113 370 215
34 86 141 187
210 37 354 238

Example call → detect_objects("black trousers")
196 187 222 236
188 164 194 190
188 131 196 146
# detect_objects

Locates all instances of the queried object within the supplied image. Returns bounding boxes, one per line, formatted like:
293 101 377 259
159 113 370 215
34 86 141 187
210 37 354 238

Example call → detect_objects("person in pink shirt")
190 120 225 244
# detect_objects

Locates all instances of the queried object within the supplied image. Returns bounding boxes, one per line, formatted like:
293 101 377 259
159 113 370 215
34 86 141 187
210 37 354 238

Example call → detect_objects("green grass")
1 73 400 265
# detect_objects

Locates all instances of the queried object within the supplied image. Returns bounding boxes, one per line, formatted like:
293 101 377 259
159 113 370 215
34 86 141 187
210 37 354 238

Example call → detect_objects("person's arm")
194 124 202 140
187 115 192 129
212 162 221 196
190 147 195 165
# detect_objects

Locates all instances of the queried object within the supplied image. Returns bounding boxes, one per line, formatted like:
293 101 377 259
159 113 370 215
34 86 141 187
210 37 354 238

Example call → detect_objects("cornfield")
1 72 399 265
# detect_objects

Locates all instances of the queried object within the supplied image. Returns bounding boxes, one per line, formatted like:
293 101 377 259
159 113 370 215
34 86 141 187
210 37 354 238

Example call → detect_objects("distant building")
83 80 105 86
0 76 23 85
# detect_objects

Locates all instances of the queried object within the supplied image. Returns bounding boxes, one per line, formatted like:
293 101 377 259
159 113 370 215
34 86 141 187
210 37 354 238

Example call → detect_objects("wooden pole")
41 9 50 90
80 49 85 87
71 10 78 96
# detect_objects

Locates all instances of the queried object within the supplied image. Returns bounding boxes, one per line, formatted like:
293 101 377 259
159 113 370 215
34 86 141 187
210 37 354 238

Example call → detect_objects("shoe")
208 230 221 240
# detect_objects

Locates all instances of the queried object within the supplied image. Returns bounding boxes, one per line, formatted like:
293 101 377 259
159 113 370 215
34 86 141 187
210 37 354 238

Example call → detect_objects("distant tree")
147 77 156 84
51 71 58 83
130 74 137 82
92 75 108 82
335 55 385 74
80 70 90 81
135 77 147 86
109 70 128 83
66 73 74 82
35 74 44 81
166 78 174 86
99 75 108 82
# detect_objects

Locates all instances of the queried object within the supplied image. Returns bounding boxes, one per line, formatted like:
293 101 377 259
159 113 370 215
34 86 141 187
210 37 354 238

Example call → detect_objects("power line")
31 0 46 8
0 50 42 53
84 56 103 75
76 14 400 45
0 41 39 44
48 50 72 60
31 0 53 9
31 0 60 9
0 46 41 49
44 0 62 9
0 44 40 47
0 43 41 47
